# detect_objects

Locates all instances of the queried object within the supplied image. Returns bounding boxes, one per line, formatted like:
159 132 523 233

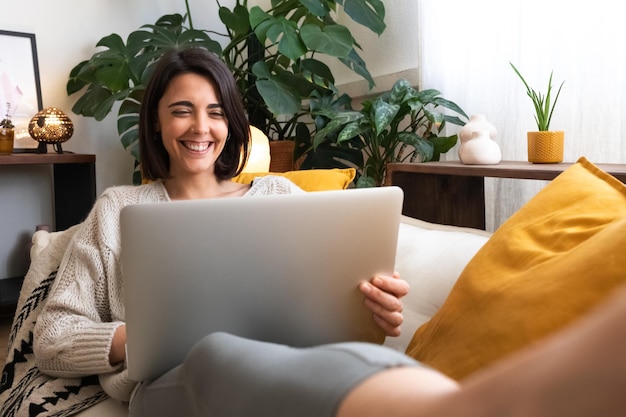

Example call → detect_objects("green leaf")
95 33 127 54
312 110 363 148
388 79 414 105
255 78 302 115
298 0 331 17
267 18 307 62
431 96 469 119
250 7 274 43
300 24 353 58
93 89 131 121
94 62 132 92
71 84 113 119
340 0 386 35
430 134 458 161
413 138 435 162
219 5 251 35
372 100 400 136
300 58 335 88
339 49 375 89
356 175 377 188
337 121 365 143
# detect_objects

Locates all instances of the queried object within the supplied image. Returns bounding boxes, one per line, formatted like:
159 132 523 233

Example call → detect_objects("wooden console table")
385 160 626 230
0 152 96 230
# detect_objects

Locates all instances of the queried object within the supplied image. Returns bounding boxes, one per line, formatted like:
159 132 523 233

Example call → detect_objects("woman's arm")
33 190 127 377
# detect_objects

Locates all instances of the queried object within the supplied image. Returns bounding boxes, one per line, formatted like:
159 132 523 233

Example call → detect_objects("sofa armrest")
383 216 490 352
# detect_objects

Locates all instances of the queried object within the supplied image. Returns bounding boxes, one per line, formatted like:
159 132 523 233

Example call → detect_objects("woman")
32 47 409 413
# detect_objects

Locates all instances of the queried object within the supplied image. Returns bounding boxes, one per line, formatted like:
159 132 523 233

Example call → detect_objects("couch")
6 156 625 416
43 214 492 416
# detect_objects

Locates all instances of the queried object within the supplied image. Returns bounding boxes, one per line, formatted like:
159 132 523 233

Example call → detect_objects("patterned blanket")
0 226 107 417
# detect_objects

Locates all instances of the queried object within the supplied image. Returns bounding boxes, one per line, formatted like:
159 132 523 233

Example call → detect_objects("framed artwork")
0 30 43 151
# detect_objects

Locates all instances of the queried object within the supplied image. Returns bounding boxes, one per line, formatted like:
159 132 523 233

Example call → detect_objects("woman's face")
156 72 229 179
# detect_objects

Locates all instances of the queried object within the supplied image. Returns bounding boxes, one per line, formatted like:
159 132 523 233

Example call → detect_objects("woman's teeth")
183 141 210 151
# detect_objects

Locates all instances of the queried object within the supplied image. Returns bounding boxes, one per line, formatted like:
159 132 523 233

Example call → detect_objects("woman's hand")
359 272 409 337
109 324 127 366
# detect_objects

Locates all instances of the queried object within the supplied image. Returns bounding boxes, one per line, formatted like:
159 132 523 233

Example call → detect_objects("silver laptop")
120 186 403 381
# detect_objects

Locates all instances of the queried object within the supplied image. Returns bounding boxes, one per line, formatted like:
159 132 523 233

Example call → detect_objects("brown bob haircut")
139 47 250 181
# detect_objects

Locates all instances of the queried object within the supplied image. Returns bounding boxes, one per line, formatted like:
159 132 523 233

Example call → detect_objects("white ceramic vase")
459 130 502 165
458 114 500 164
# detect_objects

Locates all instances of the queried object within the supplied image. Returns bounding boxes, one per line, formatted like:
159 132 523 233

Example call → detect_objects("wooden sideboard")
385 160 626 230
0 152 96 231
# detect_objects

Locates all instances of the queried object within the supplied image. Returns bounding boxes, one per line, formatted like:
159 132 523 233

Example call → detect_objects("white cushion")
383 216 490 352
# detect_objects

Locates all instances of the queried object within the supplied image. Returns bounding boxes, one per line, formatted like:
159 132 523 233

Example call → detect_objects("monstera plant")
67 0 386 182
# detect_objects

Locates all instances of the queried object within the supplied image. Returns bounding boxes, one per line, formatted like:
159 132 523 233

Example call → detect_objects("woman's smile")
181 140 212 153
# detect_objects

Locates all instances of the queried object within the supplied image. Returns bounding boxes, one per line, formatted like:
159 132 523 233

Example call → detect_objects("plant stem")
184 0 193 29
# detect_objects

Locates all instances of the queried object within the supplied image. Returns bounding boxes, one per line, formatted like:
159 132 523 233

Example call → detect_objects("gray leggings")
129 332 420 417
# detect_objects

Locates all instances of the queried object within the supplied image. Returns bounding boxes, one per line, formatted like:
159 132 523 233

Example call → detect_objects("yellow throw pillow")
405 157 626 380
232 168 356 192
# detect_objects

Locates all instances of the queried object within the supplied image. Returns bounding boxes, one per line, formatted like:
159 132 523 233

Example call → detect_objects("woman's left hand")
358 272 409 337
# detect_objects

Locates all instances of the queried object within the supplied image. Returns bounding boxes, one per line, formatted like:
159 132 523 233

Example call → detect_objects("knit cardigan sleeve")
33 183 167 401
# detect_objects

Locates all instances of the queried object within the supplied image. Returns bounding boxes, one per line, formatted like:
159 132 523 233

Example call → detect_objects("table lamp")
28 107 74 154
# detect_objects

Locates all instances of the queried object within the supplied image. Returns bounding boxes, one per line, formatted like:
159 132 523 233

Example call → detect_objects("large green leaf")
267 17 307 61
255 79 302 115
300 24 353 57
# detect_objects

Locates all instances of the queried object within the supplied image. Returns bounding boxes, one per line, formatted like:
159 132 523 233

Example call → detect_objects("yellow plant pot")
527 131 564 163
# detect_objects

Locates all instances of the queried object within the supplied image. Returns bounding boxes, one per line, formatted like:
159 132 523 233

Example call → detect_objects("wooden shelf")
386 160 626 230
0 152 95 166
386 160 626 183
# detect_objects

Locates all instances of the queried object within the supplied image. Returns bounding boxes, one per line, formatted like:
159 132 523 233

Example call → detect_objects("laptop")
120 186 404 381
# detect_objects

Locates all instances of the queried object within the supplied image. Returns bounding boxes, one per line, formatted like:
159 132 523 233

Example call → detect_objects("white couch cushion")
383 216 490 352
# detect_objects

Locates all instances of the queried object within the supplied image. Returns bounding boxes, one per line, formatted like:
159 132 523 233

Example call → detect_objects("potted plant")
301 79 468 187
67 1 386 181
510 62 565 163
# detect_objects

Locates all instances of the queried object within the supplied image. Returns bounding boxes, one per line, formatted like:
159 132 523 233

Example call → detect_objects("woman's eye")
209 111 225 118
172 109 191 116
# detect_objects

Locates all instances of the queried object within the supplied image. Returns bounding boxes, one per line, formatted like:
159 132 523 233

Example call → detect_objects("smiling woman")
12 47 410 417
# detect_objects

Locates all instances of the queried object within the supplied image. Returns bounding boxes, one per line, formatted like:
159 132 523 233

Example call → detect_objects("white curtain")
417 0 626 231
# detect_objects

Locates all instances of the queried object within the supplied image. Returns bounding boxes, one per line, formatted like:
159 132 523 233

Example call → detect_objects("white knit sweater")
33 176 303 402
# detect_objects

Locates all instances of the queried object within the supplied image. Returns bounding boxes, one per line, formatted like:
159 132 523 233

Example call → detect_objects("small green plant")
510 62 564 131
303 79 467 187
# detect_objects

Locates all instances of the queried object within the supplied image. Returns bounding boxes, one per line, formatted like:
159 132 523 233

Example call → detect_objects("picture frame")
0 29 43 152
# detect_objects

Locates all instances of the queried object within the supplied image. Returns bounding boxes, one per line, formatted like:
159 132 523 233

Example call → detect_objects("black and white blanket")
0 226 107 417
